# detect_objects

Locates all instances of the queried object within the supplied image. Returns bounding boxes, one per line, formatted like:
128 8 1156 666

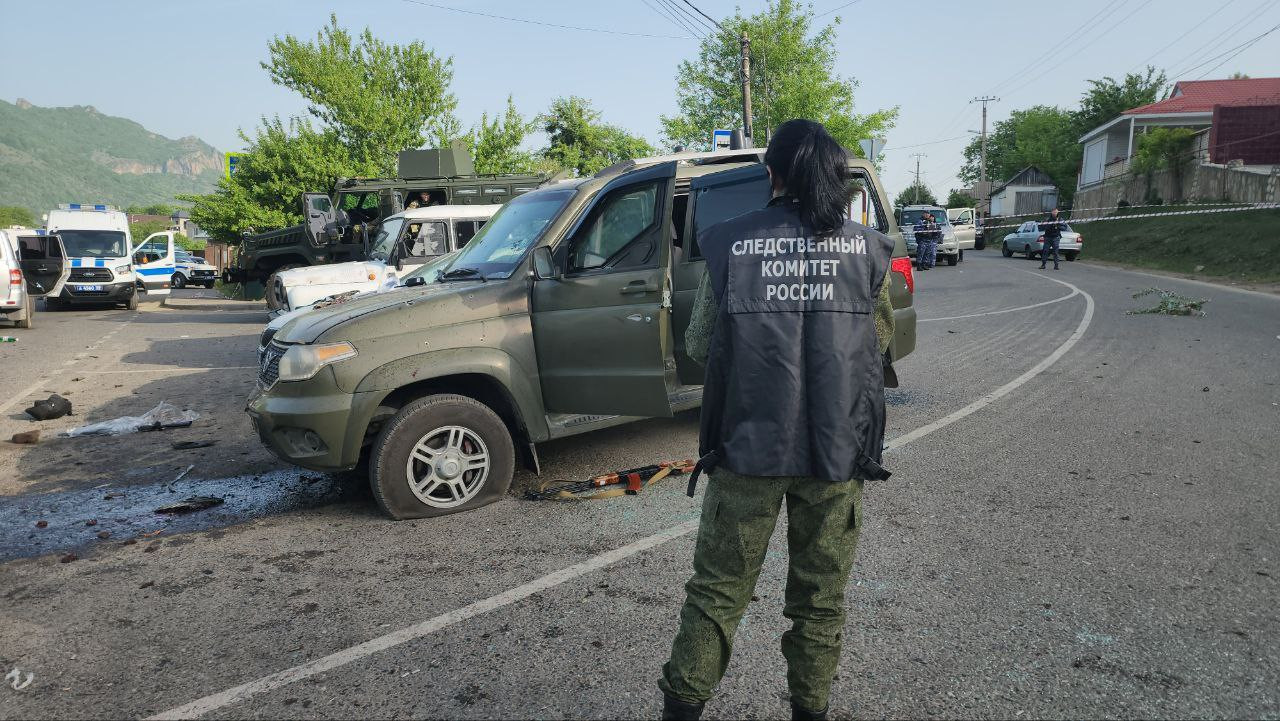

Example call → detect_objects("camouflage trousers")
659 469 864 711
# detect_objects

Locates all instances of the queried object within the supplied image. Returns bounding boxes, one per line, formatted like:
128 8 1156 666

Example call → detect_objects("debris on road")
155 496 225 515
84 519 97 527
172 440 217 450
61 402 199 437
10 430 40 445
35 520 47 529
1127 287 1208 317
526 460 694 501
59 553 77 563
170 464 195 487
96 530 111 540
23 394 72 421
0 336 16 342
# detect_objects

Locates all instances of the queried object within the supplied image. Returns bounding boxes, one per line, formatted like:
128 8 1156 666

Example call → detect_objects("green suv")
248 149 917 519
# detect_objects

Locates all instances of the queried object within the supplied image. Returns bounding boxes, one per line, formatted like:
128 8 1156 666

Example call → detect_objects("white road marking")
150 272 1097 720
1081 261 1280 300
918 288 1079 322
0 312 139 415
886 272 1094 452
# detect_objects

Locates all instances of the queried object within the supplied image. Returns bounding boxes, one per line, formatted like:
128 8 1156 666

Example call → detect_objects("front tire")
171 272 186 289
15 301 33 329
1001 243 1013 258
369 394 515 520
1065 252 1078 261
125 291 139 311
946 253 958 266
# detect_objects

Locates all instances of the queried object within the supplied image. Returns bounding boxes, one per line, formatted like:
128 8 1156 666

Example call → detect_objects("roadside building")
988 167 1059 217
1077 77 1280 190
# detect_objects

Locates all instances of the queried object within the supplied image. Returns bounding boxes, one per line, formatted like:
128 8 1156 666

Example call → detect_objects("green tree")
262 14 459 174
541 96 654 176
661 0 896 153
1131 127 1196 201
1070 66 1167 138
0 206 36 227
464 96 537 175
183 117 361 241
895 181 937 208
946 190 976 208
959 106 1079 204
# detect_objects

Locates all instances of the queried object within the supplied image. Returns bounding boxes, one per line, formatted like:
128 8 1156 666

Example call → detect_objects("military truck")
224 144 555 307
247 148 918 520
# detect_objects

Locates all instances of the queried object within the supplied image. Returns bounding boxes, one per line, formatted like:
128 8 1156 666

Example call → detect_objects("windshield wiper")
438 266 487 282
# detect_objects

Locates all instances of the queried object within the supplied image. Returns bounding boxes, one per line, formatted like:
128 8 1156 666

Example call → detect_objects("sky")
2 0 1277 197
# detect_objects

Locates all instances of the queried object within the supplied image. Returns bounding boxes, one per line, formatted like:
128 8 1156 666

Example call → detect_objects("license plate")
75 284 103 291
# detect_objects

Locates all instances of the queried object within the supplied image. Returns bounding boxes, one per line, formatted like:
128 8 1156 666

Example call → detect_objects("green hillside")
0 98 222 215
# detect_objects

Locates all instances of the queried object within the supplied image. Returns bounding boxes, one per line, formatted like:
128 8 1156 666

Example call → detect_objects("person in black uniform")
1040 207 1064 270
658 120 897 721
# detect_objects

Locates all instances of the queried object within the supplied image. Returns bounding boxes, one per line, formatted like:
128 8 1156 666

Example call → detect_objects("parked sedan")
173 252 219 288
1000 220 1083 261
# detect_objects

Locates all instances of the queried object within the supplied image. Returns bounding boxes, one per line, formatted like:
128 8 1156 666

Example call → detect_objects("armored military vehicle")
248 148 918 519
224 144 556 306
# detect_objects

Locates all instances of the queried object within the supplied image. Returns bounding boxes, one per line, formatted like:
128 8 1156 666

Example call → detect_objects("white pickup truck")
269 205 497 313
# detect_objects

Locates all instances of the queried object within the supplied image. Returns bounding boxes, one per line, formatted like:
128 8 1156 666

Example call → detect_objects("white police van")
44 203 177 310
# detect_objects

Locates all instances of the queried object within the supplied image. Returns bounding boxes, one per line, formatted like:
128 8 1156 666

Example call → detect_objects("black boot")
661 694 705 721
792 702 829 720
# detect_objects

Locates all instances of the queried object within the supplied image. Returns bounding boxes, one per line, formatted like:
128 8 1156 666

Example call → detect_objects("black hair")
764 119 852 236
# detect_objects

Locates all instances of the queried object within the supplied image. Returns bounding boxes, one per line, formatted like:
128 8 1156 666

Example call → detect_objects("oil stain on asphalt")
0 469 363 562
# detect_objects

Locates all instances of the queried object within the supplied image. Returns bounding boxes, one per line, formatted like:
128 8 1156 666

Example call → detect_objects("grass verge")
1076 207 1280 283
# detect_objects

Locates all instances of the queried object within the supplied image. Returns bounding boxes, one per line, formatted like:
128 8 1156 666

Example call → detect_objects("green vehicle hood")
275 281 485 345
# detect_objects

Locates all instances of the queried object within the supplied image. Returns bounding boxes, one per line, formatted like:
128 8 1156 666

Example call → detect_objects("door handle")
619 282 659 294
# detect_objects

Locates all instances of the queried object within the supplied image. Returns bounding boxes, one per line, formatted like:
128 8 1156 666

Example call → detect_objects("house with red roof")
1077 77 1280 189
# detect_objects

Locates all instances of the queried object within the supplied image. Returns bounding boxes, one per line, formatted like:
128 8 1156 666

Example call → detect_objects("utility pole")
910 153 926 203
971 96 999 219
740 31 753 141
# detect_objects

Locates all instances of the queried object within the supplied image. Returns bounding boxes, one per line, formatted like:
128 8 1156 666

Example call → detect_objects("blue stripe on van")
135 266 175 276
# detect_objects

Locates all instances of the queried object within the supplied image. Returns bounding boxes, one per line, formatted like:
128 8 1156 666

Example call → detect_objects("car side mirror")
532 246 560 280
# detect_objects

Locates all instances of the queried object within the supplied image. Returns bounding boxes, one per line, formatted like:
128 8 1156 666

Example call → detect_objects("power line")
987 0 1129 95
678 0 724 30
1165 0 1276 78
398 0 689 40
642 0 704 39
659 0 711 37
892 135 970 150
1125 0 1238 73
816 0 863 18
1191 22 1280 79
1001 0 1156 99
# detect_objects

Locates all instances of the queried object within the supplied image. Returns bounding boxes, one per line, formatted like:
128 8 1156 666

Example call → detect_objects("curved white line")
885 271 1094 452
919 287 1078 322
150 272 1096 721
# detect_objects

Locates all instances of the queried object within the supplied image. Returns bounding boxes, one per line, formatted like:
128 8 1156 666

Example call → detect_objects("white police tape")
982 199 1264 221
975 202 1279 233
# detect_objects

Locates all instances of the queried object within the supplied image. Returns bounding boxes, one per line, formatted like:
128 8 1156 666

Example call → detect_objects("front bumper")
906 240 959 257
58 282 135 304
246 366 383 472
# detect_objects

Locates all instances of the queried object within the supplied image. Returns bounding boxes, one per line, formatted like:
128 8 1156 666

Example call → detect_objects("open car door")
17 232 70 297
531 161 678 418
132 231 177 296
303 193 336 245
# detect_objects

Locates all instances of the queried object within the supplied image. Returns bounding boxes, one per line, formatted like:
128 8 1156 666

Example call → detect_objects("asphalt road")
1 255 1277 720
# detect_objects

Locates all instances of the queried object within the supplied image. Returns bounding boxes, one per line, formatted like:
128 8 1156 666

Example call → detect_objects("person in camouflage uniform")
659 120 896 721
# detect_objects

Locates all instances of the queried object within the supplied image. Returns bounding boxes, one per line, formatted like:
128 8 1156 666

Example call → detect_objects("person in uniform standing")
658 119 896 721
1039 207 1063 270
912 211 939 270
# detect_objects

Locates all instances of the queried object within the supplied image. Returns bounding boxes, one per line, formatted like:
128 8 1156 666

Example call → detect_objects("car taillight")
891 256 914 294
8 269 20 285
1077 235 1083 245
1037 236 1045 244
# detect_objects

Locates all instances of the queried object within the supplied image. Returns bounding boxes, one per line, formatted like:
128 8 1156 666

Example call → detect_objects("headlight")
114 264 131 274
277 342 357 382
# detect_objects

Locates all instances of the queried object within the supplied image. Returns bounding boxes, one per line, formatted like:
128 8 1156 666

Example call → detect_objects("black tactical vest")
698 197 895 483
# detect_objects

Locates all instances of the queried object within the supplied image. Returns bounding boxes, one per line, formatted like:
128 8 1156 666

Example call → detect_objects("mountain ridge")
0 99 223 213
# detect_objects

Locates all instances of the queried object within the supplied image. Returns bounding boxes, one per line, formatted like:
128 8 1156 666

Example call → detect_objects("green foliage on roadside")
0 205 36 227
946 190 976 208
894 181 938 208
1127 287 1207 316
461 96 539 175
1070 67 1167 139
1082 207 1280 283
959 106 1079 204
262 14 459 174
1131 127 1196 174
660 0 896 154
541 96 654 176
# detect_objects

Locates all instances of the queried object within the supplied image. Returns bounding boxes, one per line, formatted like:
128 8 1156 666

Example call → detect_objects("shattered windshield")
438 189 573 280
57 230 128 258
368 217 407 262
